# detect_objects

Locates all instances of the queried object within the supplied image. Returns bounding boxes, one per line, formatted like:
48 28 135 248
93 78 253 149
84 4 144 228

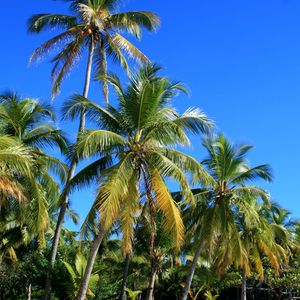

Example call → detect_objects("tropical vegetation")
0 1 299 300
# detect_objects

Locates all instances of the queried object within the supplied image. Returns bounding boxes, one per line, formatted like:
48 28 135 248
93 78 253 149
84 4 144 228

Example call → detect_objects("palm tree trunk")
146 201 156 300
100 41 109 106
119 254 130 300
26 283 31 300
143 170 157 300
241 268 247 300
74 228 106 300
44 39 95 300
145 269 157 300
181 240 204 300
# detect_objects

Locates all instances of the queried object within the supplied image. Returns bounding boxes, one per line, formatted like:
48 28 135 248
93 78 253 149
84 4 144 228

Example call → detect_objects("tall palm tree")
28 3 159 297
181 134 273 300
66 65 213 300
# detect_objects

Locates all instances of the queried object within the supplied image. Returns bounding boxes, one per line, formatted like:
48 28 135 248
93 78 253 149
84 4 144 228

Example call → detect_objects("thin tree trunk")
143 170 157 300
145 269 157 300
100 41 109 106
26 283 31 300
181 240 204 300
146 198 156 300
241 268 247 300
44 39 95 300
119 254 130 300
74 228 106 300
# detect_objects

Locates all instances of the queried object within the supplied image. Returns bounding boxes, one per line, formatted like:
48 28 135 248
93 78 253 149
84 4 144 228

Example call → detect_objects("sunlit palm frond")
76 129 127 158
120 174 139 254
150 169 184 250
96 154 133 230
109 11 160 38
111 33 149 63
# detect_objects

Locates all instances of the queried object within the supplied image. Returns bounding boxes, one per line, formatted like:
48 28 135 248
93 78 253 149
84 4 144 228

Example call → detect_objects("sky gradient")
1 0 299 228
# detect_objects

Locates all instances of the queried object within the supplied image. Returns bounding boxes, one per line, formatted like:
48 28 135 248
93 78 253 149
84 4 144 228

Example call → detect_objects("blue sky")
1 0 299 229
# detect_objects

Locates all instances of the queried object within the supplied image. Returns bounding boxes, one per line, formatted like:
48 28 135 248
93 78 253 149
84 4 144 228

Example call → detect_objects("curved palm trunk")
44 40 95 300
181 240 204 300
241 268 247 300
145 189 156 300
119 254 130 300
26 283 31 300
74 228 106 300
145 269 157 300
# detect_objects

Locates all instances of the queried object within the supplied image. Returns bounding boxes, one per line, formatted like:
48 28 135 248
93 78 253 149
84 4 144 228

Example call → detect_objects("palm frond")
150 169 184 250
75 129 127 158
96 154 133 230
111 33 149 63
109 11 160 38
28 13 77 33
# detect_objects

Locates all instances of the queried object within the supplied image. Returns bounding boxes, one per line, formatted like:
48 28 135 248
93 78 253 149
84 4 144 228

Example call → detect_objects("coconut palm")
227 199 291 300
181 134 273 300
0 135 34 261
66 65 213 300
28 3 159 296
0 92 68 257
144 213 182 300
213 197 289 300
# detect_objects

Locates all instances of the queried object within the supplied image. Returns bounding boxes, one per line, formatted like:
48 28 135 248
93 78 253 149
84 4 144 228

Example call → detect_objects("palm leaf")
150 169 184 250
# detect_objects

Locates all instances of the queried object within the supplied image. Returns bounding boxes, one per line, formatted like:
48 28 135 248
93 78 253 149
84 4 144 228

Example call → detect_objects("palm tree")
28 3 159 297
216 199 290 300
0 135 34 261
0 92 68 256
181 134 273 300
66 65 213 300
143 212 182 300
232 198 290 300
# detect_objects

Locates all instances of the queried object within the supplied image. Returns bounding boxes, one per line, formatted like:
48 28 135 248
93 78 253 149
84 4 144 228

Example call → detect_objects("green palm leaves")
28 0 160 101
199 134 274 268
71 65 212 253
0 92 68 256
181 134 276 300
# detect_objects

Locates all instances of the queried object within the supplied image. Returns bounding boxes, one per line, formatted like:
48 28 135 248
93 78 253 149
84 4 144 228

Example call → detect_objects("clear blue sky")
1 0 299 229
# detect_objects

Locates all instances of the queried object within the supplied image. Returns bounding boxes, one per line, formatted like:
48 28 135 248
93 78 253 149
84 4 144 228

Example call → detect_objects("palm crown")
28 0 160 101
0 92 68 250
198 134 273 252
66 65 213 253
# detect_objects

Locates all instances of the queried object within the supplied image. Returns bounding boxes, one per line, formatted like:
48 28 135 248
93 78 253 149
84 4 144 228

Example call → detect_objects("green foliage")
125 288 142 300
1 4 300 299
63 253 100 298
28 0 160 99
204 290 219 300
